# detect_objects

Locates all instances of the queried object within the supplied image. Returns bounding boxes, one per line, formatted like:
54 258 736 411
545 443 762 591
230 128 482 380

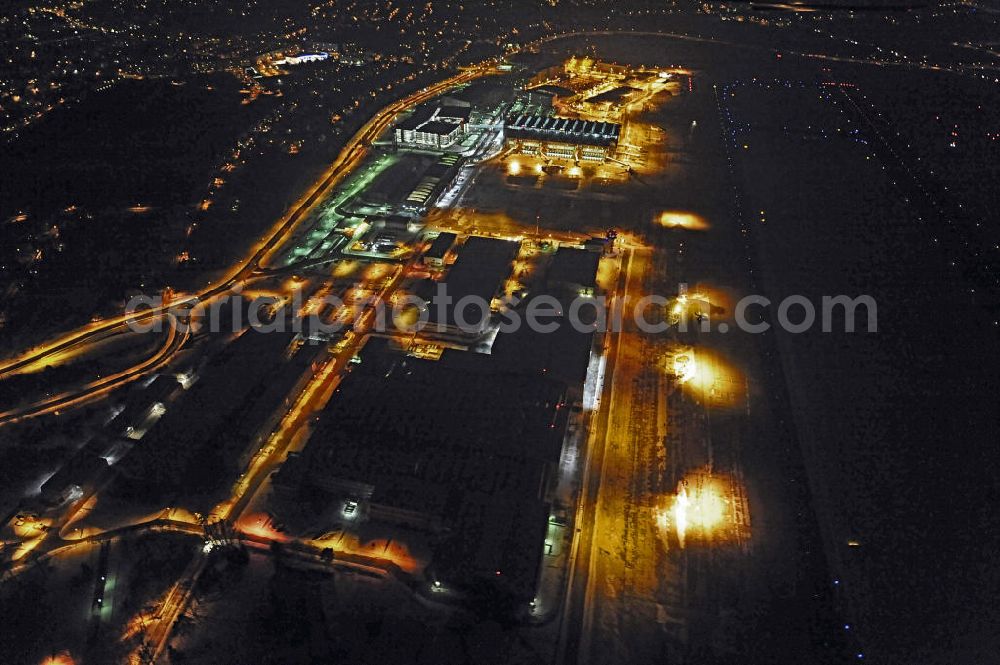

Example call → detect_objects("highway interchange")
0 64 486 425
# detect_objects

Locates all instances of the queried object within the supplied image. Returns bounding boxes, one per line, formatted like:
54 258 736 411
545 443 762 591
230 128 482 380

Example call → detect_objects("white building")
395 105 472 149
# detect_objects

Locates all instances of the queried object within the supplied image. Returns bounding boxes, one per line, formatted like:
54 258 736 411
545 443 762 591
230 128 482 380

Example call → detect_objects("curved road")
0 65 489 421
0 324 189 426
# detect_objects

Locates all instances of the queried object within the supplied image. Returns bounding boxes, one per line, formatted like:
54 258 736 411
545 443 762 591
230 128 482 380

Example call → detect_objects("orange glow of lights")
668 289 724 325
237 513 288 543
508 160 521 175
41 653 75 665
672 476 728 548
669 347 745 410
657 211 709 231
363 262 392 281
655 507 670 531
121 609 156 640
12 516 51 538
333 259 359 278
0 70 482 386
672 350 697 384
12 536 43 560
282 277 305 293
311 532 421 573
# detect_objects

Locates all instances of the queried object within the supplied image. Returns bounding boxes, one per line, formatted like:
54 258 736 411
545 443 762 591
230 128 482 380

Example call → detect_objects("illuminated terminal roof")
504 114 621 147
274 52 329 65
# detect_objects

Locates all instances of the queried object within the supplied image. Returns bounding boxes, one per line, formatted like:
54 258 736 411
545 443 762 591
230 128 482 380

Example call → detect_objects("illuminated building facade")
503 114 621 161
273 52 329 65
394 105 472 149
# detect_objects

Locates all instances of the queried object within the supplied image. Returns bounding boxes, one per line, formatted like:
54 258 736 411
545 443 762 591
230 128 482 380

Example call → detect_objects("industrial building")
350 152 463 215
545 247 602 298
504 114 621 161
109 331 316 511
394 104 472 149
272 338 571 602
424 235 520 339
402 153 462 212
422 231 457 268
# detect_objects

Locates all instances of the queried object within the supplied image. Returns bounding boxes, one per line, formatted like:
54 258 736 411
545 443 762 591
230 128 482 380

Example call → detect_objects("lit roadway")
3 265 411 659
0 46 477 625
0 59 494 648
220 267 408 525
558 247 677 665
0 64 492 421
2 27 949 419
144 264 410 662
0 324 188 426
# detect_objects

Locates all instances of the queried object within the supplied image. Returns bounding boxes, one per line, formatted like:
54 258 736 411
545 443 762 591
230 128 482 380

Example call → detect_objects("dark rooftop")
546 247 601 292
425 231 457 261
300 339 568 597
586 85 640 103
110 331 313 507
427 236 520 332
421 120 462 136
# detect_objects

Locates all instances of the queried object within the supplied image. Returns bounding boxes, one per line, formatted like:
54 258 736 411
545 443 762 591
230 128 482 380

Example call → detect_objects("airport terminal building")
503 114 621 161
